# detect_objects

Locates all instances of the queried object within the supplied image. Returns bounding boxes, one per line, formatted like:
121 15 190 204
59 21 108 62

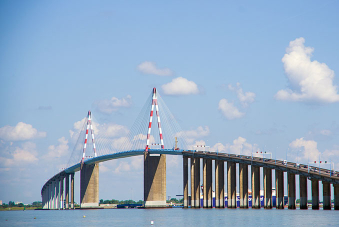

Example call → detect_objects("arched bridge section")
41 149 339 210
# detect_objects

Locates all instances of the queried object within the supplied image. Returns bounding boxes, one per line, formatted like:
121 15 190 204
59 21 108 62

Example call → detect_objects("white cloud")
99 124 129 138
275 37 339 103
211 137 258 156
0 142 38 166
228 83 256 107
44 137 69 159
0 122 46 141
176 126 209 144
289 138 320 162
137 61 172 76
94 95 132 114
218 99 244 120
162 77 200 95
114 156 143 174
320 130 331 136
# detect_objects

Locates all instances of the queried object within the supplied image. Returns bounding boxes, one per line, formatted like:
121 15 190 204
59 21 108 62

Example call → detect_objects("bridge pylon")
144 88 166 208
80 110 99 208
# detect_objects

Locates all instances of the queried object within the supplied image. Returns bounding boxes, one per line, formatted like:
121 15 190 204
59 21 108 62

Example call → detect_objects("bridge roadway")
41 149 339 210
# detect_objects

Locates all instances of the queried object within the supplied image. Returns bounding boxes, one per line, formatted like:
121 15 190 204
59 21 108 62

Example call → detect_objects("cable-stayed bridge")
41 88 339 210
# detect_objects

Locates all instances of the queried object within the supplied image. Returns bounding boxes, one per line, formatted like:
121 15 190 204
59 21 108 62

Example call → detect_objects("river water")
0 208 338 226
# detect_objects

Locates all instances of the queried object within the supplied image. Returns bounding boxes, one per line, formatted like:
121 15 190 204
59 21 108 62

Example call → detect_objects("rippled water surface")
1 208 338 226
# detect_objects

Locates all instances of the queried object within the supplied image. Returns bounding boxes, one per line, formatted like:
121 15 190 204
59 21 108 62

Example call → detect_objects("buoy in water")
151 220 154 225
34 217 36 219
83 215 86 218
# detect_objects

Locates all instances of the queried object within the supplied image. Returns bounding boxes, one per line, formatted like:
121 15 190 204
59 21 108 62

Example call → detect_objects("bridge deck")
41 149 339 194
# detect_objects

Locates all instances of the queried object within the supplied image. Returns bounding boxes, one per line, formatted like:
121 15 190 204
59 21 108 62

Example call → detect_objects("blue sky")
1 0 339 204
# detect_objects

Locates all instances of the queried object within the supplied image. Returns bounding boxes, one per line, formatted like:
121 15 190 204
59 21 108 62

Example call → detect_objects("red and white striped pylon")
145 88 164 151
81 110 97 165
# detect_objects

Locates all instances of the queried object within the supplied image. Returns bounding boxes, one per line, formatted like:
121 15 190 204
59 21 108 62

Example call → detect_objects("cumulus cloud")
99 124 129 138
162 77 200 95
211 137 258 155
94 95 132 114
137 61 172 76
176 126 209 144
0 142 38 166
0 122 46 141
228 83 256 107
289 138 320 162
218 99 244 120
275 37 339 103
320 130 331 136
44 137 69 159
114 156 143 174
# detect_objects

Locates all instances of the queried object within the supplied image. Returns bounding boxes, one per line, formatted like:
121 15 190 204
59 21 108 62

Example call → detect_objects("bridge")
41 88 339 210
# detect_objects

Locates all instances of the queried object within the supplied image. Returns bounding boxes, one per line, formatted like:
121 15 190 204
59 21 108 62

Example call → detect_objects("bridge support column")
71 173 74 209
43 190 47 209
56 179 60 209
227 161 236 208
288 173 296 209
80 163 99 208
275 170 284 209
190 157 195 207
52 181 56 209
60 177 64 209
65 174 69 209
215 160 224 208
191 157 200 208
312 179 319 210
251 166 260 208
144 153 166 208
264 167 272 209
49 183 52 209
203 158 212 208
194 158 200 208
183 156 188 208
323 181 331 210
299 175 308 209
334 184 339 210
41 190 44 209
239 163 248 208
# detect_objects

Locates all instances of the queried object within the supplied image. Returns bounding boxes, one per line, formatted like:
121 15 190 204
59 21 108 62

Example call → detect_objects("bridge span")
40 88 339 210
41 149 339 210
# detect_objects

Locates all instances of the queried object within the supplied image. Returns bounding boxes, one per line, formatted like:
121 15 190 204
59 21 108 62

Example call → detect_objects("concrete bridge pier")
80 163 99 208
56 180 60 209
215 160 224 208
191 157 200 208
264 167 272 209
194 158 200 208
334 184 339 210
42 189 46 209
322 182 331 210
288 173 296 209
275 170 284 209
299 175 308 209
239 163 248 208
190 157 195 207
251 166 260 209
190 157 200 208
144 154 166 208
60 177 64 209
228 161 236 208
183 156 188 208
49 183 52 209
52 181 56 209
71 173 74 209
312 179 319 210
203 158 212 208
65 174 69 209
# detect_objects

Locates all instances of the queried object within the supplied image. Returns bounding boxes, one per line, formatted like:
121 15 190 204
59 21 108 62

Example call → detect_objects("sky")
1 0 339 204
